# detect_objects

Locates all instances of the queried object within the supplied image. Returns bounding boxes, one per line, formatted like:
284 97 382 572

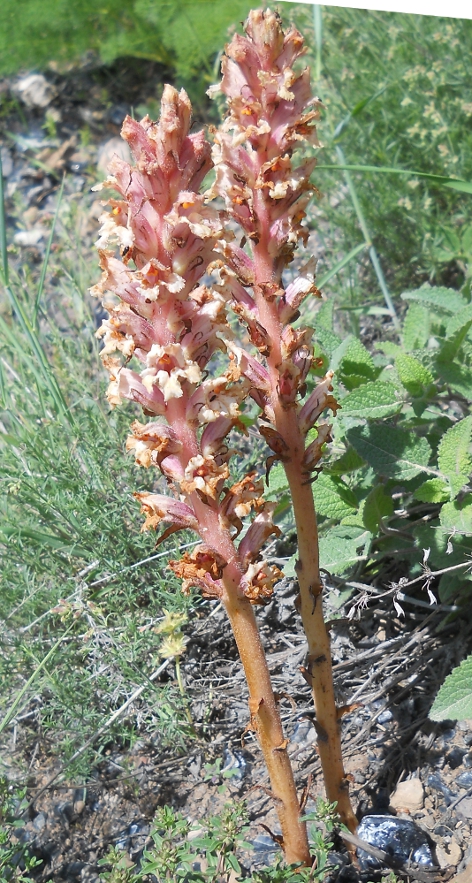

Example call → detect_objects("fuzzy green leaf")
319 526 371 574
347 424 431 480
402 303 431 352
316 299 335 332
439 330 472 365
430 654 472 721
337 337 377 390
340 381 401 419
329 448 366 475
438 570 471 604
401 285 466 315
414 479 450 503
266 462 289 499
439 495 472 533
437 416 472 497
437 362 472 400
395 353 434 395
445 305 472 340
312 473 357 520
362 485 394 532
315 326 342 359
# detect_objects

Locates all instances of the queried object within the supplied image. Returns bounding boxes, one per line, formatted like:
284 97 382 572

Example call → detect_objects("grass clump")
0 181 196 777
292 5 472 300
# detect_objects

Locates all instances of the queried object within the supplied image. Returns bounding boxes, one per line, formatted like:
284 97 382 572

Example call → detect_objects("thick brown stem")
221 565 311 867
277 430 358 834
250 239 357 833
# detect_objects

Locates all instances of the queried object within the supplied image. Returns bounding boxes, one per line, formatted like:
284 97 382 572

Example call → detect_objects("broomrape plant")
92 8 357 867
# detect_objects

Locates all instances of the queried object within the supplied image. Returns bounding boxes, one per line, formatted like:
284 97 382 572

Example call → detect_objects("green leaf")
462 226 472 255
315 326 342 359
337 337 377 390
340 381 401 419
316 163 472 195
437 362 472 400
401 285 466 315
439 495 472 533
402 303 431 352
266 462 289 499
319 525 371 574
445 305 472 339
395 353 434 396
347 424 432 480
414 479 450 503
362 485 394 532
315 298 335 332
430 654 472 721
438 570 471 604
438 309 472 363
437 416 472 497
329 447 366 475
312 473 357 520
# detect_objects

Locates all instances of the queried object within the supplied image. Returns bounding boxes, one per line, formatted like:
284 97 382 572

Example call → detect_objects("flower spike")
93 78 311 865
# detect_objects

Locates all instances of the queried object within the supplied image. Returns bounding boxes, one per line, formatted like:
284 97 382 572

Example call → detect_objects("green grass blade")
312 4 323 83
334 146 400 329
317 242 366 289
333 86 388 140
317 163 472 195
0 150 9 286
2 279 72 423
0 358 6 408
33 173 66 328
0 626 74 737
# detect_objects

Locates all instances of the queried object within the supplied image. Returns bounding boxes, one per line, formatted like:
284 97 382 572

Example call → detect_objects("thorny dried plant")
92 8 357 867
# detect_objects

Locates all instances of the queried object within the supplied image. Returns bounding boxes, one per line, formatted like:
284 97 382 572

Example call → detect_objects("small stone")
1 147 13 177
32 811 47 831
457 771 472 789
13 228 47 247
390 778 424 812
15 74 57 108
437 838 462 869
455 797 472 822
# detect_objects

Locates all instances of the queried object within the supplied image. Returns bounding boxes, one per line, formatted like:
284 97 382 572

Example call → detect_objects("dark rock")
447 746 467 769
222 747 247 781
427 773 457 805
456 771 472 789
356 814 435 871
454 797 472 822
